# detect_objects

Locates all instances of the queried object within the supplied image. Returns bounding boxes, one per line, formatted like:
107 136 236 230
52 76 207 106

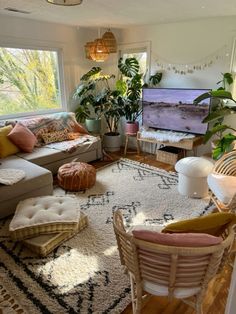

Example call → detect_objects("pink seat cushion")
132 230 222 247
8 123 37 153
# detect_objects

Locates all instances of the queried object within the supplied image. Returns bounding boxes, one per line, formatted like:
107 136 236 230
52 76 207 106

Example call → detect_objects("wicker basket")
156 146 184 165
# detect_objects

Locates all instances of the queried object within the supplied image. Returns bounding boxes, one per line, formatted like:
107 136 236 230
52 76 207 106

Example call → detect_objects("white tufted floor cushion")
175 157 214 198
9 195 80 241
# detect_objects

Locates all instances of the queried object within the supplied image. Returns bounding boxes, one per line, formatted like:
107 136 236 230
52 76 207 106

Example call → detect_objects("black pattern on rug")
0 158 212 313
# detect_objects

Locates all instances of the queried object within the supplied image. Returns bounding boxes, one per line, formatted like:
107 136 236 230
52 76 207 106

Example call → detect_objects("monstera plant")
194 85 236 160
117 57 162 134
73 67 115 133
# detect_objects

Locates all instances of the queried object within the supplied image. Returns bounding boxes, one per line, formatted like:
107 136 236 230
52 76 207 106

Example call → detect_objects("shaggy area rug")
0 159 211 314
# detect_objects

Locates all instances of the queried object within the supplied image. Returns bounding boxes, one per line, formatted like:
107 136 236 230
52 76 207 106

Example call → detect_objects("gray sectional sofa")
0 113 102 218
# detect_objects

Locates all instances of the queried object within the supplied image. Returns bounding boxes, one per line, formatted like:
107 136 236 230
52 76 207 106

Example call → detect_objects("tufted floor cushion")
9 195 80 241
57 161 96 191
23 212 88 257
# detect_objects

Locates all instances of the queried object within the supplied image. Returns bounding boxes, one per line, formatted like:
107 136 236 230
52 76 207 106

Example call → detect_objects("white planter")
103 133 121 152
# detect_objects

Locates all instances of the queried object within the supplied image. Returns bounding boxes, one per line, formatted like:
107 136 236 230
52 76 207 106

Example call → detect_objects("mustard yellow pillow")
162 212 236 236
0 125 19 158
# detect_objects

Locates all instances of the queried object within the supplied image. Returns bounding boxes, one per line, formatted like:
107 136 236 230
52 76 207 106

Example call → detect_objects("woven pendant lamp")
102 29 117 53
90 38 109 62
84 41 95 60
46 0 83 5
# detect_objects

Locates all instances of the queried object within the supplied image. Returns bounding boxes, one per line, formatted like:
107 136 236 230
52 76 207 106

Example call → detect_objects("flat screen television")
142 88 211 135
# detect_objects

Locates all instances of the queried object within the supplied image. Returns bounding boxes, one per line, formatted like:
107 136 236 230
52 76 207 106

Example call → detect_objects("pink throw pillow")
132 230 222 247
8 123 37 153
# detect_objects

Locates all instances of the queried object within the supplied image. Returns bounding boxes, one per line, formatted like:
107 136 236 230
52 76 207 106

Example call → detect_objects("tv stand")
136 131 203 160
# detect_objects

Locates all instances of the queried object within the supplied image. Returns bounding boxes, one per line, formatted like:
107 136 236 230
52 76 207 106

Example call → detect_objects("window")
0 47 64 118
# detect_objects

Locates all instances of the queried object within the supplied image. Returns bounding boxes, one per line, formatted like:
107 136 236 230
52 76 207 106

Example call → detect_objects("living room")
0 1 236 313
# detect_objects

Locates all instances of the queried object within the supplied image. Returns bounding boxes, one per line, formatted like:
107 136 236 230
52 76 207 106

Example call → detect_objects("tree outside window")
0 47 63 117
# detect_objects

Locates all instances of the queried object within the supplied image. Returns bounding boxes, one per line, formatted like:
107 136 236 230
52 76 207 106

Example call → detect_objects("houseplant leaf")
81 67 102 81
194 90 235 104
118 57 139 78
202 108 234 123
116 80 127 95
203 124 230 143
149 72 162 85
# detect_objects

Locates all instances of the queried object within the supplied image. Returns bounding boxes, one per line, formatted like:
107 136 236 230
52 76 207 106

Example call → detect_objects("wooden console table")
137 131 203 159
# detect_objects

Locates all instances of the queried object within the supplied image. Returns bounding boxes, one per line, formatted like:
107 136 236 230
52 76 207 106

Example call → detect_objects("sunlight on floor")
37 249 99 293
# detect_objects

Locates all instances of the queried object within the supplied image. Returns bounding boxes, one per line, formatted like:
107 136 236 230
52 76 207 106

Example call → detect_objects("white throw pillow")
207 173 236 204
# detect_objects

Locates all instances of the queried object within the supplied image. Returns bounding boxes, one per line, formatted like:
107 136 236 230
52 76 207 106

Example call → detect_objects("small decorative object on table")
58 161 96 191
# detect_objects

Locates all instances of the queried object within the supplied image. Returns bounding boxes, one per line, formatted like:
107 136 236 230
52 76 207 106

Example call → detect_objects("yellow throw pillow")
162 212 236 236
0 125 19 158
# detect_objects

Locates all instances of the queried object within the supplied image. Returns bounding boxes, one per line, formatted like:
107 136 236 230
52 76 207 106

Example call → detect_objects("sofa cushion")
0 156 53 203
0 125 20 158
132 230 222 247
207 173 236 204
17 136 100 166
7 123 37 153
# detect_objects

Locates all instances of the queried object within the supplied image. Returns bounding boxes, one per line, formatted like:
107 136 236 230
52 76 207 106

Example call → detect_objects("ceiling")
0 0 236 28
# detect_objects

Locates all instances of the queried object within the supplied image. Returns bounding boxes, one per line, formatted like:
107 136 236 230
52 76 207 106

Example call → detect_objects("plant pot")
103 133 121 152
125 121 139 134
85 118 101 134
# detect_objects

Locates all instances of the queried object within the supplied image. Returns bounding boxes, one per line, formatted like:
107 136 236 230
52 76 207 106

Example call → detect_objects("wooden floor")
92 149 232 314
1 149 232 314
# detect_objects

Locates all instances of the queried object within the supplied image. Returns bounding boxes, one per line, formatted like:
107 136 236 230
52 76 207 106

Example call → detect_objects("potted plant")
73 67 114 134
194 73 236 159
117 57 162 134
102 89 126 152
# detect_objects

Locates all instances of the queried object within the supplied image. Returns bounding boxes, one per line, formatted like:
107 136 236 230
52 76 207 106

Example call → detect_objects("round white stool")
175 157 214 198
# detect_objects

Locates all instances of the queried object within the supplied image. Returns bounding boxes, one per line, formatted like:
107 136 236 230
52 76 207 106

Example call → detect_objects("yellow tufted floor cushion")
57 161 96 191
9 195 80 241
23 212 88 257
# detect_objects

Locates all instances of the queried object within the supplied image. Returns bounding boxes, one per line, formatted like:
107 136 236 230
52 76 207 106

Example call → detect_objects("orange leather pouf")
57 162 96 191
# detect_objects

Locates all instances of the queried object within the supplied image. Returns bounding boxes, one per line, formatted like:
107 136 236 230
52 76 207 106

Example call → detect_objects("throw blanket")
140 129 195 142
45 135 97 153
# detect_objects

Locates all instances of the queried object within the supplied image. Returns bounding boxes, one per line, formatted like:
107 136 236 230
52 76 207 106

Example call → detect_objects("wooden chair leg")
124 135 129 156
130 274 143 314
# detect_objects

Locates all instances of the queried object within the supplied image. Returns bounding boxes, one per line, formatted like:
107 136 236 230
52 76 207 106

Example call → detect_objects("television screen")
142 88 211 135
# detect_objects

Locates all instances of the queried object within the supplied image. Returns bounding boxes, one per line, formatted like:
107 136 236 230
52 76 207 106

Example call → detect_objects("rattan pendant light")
84 41 95 60
90 38 109 62
102 29 117 53
46 0 83 5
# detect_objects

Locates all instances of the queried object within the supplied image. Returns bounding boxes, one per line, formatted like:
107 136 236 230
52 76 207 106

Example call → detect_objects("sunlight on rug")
0 158 211 313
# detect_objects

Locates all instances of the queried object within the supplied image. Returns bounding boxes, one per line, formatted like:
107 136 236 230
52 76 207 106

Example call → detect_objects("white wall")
120 17 236 155
0 14 81 112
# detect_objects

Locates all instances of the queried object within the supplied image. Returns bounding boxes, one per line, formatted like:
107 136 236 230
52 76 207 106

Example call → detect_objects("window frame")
0 41 66 120
230 37 236 99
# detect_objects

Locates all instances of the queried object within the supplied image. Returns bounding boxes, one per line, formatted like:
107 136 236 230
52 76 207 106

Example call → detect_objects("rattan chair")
113 210 234 314
208 150 236 213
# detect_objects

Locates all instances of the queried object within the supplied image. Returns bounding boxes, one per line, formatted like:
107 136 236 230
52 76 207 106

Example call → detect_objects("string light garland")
154 44 231 75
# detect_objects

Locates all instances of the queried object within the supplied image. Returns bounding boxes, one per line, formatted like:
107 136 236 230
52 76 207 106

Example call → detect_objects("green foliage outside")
0 47 61 116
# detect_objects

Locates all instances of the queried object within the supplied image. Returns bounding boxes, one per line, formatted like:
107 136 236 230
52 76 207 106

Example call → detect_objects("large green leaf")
80 67 102 81
194 90 235 104
149 72 162 85
118 57 139 78
116 80 127 95
212 133 236 160
202 108 234 123
203 124 230 143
